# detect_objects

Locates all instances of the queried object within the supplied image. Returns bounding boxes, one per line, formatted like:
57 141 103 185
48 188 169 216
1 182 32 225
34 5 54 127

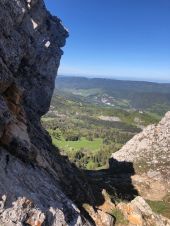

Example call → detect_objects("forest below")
42 76 167 169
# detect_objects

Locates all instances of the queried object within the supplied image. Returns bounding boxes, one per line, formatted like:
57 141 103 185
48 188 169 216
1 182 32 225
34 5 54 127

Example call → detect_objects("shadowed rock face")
0 1 96 225
0 0 68 117
0 0 68 156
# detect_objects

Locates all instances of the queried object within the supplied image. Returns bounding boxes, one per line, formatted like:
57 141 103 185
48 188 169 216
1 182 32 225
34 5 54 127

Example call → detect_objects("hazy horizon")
57 73 170 84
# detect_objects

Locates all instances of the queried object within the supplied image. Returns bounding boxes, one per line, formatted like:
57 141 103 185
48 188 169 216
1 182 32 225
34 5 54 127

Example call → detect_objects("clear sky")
44 0 170 82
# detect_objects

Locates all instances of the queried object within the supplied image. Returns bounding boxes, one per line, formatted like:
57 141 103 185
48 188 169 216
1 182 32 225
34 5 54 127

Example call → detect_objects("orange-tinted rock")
117 196 170 226
1 121 30 146
26 215 45 226
128 214 142 225
83 190 115 226
4 83 22 105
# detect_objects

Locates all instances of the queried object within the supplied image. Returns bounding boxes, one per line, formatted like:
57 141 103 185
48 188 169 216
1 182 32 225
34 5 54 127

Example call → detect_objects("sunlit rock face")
0 1 94 225
110 112 170 200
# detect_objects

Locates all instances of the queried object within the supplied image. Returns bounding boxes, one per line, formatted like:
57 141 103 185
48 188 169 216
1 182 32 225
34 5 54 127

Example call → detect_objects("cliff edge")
0 1 170 226
0 1 94 225
110 111 170 208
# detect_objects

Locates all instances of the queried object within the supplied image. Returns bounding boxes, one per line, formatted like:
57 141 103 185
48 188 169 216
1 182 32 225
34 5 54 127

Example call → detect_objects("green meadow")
52 137 103 153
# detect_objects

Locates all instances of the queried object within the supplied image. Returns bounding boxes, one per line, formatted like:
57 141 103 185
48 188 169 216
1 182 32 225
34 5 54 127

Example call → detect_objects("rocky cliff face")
0 1 95 225
111 112 170 201
0 1 170 226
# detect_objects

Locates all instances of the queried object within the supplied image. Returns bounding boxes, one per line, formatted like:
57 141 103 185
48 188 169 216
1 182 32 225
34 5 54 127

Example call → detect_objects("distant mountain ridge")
56 76 170 115
56 76 170 92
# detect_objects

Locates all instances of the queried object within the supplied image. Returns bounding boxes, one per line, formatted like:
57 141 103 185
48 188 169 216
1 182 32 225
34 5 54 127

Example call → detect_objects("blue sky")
44 0 170 82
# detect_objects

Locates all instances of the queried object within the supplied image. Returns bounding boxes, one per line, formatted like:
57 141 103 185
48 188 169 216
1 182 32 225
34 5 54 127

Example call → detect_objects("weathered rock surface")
0 1 95 225
111 112 170 200
111 111 170 173
82 190 115 226
118 196 170 226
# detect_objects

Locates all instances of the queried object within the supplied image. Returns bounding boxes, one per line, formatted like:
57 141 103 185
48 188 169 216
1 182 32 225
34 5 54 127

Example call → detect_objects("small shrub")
146 199 170 218
111 208 128 225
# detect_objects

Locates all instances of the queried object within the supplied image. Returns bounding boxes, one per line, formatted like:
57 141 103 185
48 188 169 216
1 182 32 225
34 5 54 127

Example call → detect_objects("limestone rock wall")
110 112 170 200
0 1 94 225
111 112 170 177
